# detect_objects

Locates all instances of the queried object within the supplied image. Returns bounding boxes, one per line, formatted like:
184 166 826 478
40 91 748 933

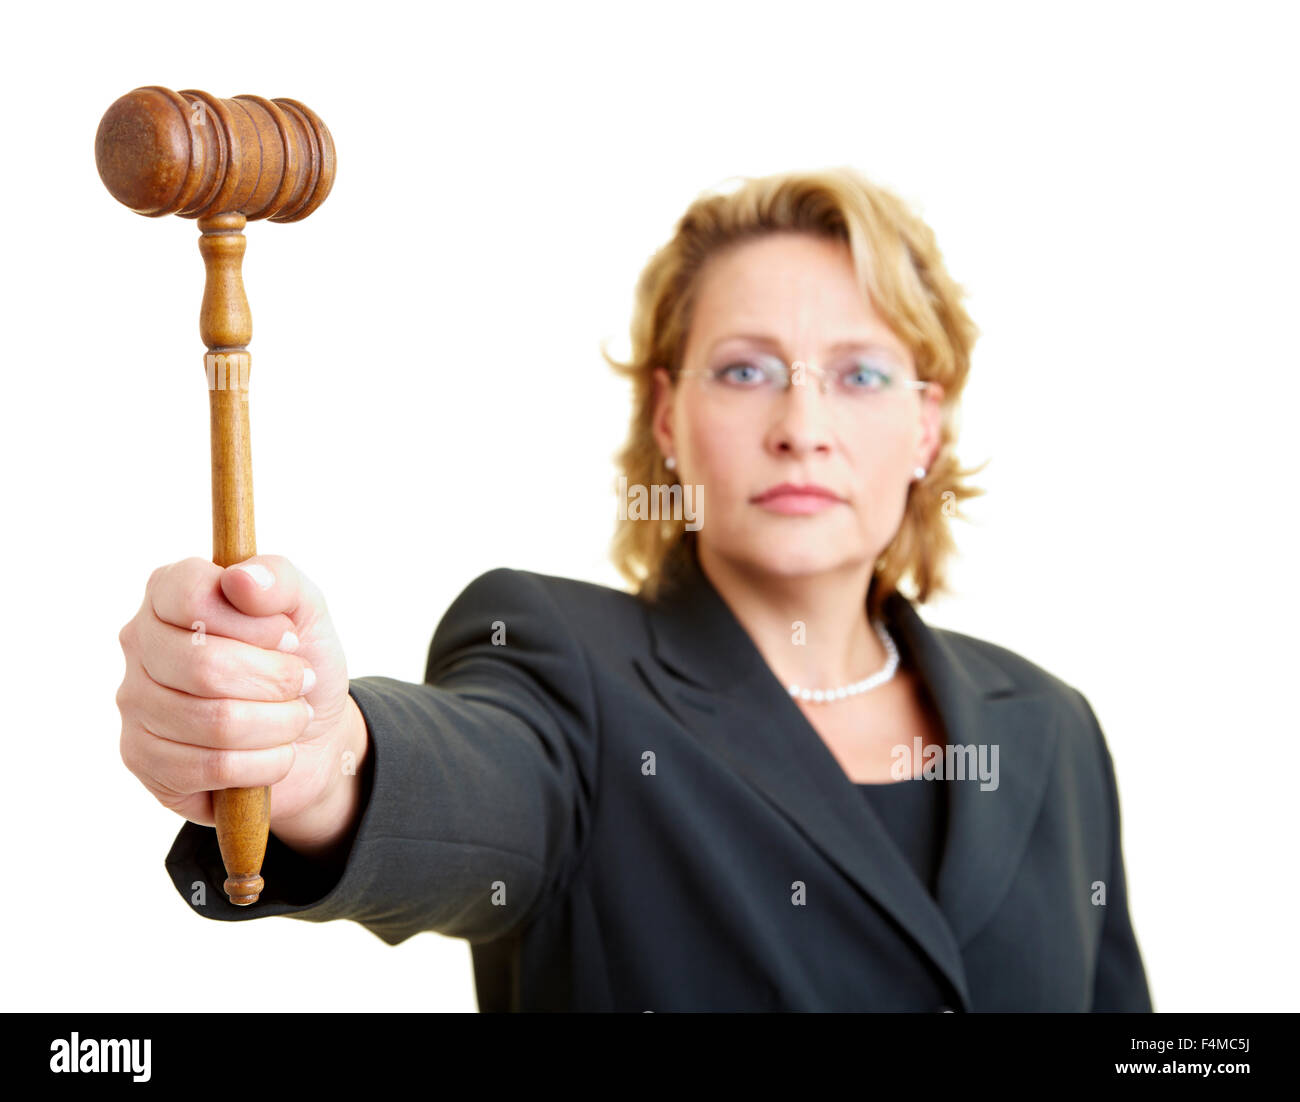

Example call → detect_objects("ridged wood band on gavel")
95 85 335 220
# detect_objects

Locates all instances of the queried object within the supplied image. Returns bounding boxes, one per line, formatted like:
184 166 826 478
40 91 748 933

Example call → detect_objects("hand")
116 555 358 847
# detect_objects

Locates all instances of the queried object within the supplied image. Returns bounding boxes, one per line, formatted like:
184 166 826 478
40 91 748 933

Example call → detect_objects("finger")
149 557 300 652
219 554 319 622
123 719 298 796
136 615 315 702
171 791 215 828
120 738 215 825
128 673 314 752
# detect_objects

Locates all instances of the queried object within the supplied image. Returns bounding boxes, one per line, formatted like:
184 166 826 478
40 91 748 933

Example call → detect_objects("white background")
2 0 1295 1012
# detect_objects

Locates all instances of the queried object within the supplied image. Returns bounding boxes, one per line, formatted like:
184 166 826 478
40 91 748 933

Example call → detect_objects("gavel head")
95 86 336 222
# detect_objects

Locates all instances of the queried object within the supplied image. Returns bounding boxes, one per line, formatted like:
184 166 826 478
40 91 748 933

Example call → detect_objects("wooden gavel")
96 86 336 905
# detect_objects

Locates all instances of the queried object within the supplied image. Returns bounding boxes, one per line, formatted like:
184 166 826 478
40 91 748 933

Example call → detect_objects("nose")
765 369 834 459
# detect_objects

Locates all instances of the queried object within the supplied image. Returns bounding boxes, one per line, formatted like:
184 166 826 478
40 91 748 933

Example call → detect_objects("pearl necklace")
787 620 899 703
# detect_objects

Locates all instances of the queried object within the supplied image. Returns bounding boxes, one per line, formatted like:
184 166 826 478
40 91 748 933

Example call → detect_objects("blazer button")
936 1005 955 1013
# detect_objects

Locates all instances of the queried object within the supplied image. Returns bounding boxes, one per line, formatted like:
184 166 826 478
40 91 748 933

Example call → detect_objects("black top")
856 777 948 896
161 555 1154 1012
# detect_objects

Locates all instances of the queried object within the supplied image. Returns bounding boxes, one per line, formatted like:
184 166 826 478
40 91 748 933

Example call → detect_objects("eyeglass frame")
673 355 932 400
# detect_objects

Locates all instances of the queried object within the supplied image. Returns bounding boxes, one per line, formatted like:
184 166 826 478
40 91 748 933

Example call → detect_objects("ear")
915 380 945 470
650 367 676 457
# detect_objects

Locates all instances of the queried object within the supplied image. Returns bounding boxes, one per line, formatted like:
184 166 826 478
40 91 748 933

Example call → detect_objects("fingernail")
304 699 314 722
277 631 300 653
301 667 316 695
232 562 274 590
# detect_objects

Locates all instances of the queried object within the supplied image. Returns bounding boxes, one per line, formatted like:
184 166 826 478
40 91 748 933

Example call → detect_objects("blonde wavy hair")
603 166 988 620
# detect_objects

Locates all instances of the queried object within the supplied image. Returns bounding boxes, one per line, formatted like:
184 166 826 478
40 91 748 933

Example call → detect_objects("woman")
118 167 1153 1012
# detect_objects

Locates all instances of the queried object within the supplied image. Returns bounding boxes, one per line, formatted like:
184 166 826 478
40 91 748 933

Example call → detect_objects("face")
651 231 945 583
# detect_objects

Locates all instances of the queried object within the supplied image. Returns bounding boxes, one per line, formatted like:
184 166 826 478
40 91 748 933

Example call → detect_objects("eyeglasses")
676 353 930 410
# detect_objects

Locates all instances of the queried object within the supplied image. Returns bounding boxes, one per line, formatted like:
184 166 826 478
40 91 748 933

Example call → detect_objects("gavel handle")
200 211 269 905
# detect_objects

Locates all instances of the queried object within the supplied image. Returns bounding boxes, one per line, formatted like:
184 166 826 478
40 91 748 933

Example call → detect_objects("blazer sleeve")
162 566 599 946
1080 695 1154 1011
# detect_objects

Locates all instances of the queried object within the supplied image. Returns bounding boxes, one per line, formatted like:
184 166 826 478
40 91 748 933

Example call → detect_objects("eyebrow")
705 332 908 361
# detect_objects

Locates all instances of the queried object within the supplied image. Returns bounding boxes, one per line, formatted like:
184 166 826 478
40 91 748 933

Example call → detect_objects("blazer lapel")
892 599 1063 950
633 550 1061 1012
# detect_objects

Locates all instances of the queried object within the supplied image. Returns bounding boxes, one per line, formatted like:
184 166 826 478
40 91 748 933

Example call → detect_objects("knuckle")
205 747 240 789
280 662 306 700
169 753 204 797
163 558 216 625
118 727 139 774
202 697 241 746
188 646 223 696
120 728 161 792
178 571 211 625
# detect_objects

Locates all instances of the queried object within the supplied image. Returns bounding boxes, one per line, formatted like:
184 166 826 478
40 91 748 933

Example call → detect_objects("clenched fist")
116 555 368 859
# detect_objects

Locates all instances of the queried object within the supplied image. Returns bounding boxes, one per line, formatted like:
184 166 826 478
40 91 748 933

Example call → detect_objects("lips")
751 482 842 504
750 483 845 516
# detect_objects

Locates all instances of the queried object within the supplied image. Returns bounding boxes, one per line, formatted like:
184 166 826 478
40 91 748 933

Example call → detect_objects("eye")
839 360 890 391
715 360 772 387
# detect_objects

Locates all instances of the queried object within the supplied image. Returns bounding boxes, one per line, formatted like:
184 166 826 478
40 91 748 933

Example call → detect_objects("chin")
737 539 859 580
706 514 873 580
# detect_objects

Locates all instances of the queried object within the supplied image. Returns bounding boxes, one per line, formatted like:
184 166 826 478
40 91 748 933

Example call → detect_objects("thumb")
220 555 308 620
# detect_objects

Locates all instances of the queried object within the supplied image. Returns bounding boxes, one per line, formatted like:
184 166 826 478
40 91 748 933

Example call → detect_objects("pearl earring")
913 467 926 480
665 456 677 470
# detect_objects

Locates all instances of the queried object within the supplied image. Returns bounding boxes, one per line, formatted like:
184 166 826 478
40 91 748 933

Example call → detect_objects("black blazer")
164 551 1153 1012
